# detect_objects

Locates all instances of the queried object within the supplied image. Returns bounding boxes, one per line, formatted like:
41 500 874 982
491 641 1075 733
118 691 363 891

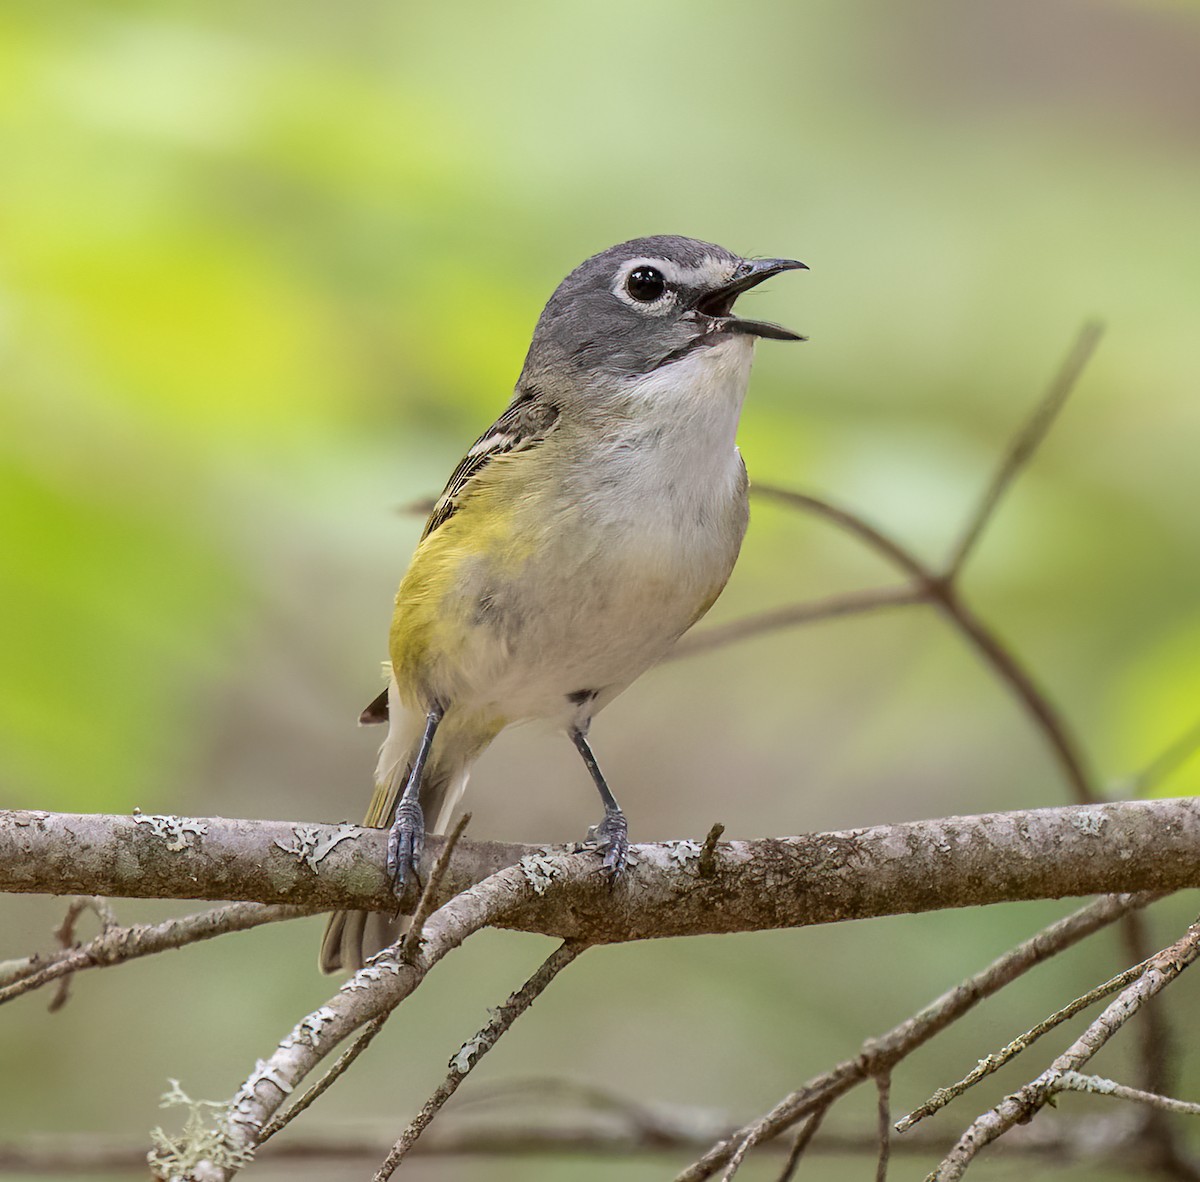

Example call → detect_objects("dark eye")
625 266 666 302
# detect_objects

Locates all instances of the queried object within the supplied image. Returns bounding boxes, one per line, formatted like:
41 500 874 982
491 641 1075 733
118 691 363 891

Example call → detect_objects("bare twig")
876 1073 892 1182
751 486 1095 802
944 321 1104 579
670 585 923 659
898 953 1155 1132
374 939 588 1179
930 920 1200 1180
0 1114 1129 1173
48 896 117 1013
776 1102 832 1182
932 591 1095 803
401 811 472 959
753 484 931 583
698 822 725 878
0 902 311 1007
54 895 117 942
675 892 1151 1181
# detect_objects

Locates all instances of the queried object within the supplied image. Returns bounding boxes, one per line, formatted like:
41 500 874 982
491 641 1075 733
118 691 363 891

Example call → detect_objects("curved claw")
387 797 425 894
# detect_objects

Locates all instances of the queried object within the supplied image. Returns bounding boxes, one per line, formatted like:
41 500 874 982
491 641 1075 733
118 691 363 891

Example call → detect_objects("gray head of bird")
518 235 807 390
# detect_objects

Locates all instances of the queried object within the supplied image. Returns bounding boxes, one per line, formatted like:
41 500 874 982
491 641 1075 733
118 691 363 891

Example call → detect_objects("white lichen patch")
343 961 401 993
519 853 558 894
450 1036 485 1074
274 824 358 871
1070 810 1107 836
284 1005 338 1050
133 815 208 852
225 1060 293 1132
667 839 702 867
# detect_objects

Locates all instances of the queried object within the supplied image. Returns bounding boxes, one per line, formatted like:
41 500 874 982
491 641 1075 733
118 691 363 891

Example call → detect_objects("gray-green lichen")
133 814 208 853
273 824 358 871
148 1080 253 1181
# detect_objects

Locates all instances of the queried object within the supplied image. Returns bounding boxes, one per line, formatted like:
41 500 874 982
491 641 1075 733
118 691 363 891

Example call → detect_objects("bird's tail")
319 684 471 975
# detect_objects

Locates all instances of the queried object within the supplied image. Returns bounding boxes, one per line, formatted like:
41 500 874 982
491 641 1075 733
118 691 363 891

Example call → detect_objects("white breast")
460 335 755 720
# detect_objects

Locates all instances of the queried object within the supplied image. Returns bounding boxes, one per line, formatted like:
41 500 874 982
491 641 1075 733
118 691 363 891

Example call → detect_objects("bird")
320 235 806 973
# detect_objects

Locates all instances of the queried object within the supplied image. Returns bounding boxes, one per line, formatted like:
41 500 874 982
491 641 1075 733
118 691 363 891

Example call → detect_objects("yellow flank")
388 454 534 710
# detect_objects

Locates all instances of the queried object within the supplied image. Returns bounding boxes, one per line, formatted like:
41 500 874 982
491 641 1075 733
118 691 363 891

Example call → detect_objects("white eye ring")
612 259 678 315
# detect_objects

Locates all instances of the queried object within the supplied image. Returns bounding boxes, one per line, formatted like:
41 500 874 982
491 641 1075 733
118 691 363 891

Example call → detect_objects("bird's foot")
387 797 425 894
587 808 629 878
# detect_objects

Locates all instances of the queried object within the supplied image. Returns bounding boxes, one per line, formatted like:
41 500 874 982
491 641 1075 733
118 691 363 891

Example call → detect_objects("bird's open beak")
696 257 808 341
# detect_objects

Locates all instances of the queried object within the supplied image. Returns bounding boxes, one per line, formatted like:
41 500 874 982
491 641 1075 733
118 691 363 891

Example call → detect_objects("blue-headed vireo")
320 236 806 972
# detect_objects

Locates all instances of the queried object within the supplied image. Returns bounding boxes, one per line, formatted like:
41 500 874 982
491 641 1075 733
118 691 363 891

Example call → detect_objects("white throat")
623 334 755 465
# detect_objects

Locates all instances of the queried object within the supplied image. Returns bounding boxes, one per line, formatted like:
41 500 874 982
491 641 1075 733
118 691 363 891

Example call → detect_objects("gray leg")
387 704 444 890
569 726 629 877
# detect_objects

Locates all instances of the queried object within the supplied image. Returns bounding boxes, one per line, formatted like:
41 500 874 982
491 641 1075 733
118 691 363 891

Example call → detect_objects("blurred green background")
2 0 1199 1178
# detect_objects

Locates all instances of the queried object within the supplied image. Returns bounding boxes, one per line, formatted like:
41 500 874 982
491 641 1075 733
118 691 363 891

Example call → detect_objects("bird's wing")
359 392 560 725
420 392 560 541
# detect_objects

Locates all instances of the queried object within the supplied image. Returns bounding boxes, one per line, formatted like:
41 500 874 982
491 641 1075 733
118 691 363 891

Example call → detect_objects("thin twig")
720 1122 761 1181
876 1073 892 1182
675 892 1151 1181
930 920 1200 1181
750 486 1095 802
0 1115 1117 1173
400 811 472 960
1113 906 1193 1177
0 902 312 1007
931 592 1095 803
775 1101 831 1182
448 1073 709 1142
898 953 1154 1132
944 321 1104 579
670 586 923 659
48 896 117 1013
54 895 116 941
258 1015 389 1144
373 939 588 1180
698 822 725 878
752 484 931 584
1053 1071 1200 1116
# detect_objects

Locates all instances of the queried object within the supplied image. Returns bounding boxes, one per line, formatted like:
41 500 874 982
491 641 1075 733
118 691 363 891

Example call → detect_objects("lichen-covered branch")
148 860 548 1180
2 802 1197 946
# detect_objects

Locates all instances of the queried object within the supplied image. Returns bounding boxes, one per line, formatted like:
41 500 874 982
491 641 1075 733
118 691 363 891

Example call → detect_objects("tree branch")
897 953 1157 1132
2 803 1198 944
374 938 588 1178
0 1115 1136 1175
929 920 1200 1180
675 891 1152 1180
668 585 923 659
944 321 1103 579
0 901 312 1007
